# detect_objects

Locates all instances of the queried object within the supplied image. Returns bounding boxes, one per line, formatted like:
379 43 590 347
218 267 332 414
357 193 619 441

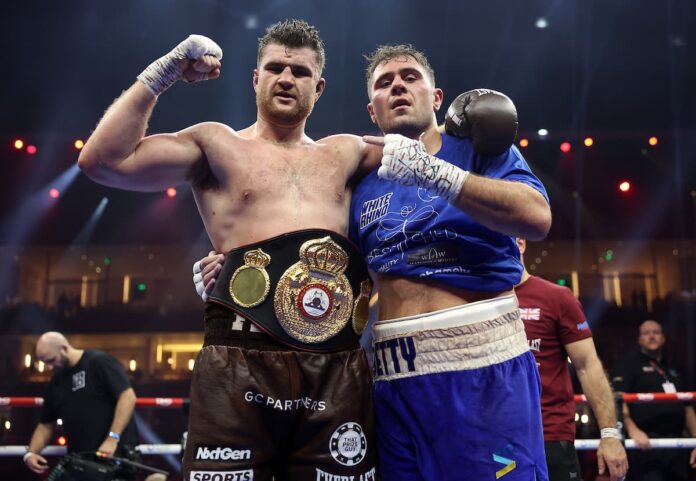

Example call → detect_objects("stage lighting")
49 188 60 199
537 129 548 137
74 139 85 150
13 139 24 149
584 137 594 147
519 138 529 148
560 142 571 153
166 187 177 198
619 181 631 192
57 436 67 446
26 145 37 155
648 136 658 146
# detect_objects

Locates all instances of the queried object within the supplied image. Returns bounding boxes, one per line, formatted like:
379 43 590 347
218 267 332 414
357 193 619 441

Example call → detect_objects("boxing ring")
1 393 695 457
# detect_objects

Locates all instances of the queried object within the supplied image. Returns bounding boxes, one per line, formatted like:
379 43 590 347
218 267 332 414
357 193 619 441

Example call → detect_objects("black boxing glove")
444 89 518 157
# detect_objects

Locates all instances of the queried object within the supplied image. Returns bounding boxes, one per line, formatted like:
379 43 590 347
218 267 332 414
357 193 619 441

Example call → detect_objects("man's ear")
367 103 377 124
252 69 259 90
315 77 326 100
433 88 444 112
516 238 526 255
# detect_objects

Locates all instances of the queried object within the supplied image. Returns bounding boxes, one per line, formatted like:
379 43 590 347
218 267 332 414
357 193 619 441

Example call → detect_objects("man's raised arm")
78 35 222 192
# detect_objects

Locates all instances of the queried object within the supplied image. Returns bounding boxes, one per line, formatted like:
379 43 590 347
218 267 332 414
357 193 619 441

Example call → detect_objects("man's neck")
641 348 662 362
253 115 310 146
68 349 85 368
518 268 531 285
418 124 443 154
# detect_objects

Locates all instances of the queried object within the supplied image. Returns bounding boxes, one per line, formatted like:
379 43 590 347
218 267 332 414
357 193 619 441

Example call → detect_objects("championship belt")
209 229 372 352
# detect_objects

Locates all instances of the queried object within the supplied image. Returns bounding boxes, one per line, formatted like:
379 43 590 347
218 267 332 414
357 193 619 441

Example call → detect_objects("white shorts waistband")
373 294 518 339
371 295 529 382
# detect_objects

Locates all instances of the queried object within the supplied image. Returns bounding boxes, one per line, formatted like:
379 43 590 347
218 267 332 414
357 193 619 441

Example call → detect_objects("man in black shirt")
612 320 696 480
23 332 139 475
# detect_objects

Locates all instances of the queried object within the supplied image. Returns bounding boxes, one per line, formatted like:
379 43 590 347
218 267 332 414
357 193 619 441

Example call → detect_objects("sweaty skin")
79 44 382 254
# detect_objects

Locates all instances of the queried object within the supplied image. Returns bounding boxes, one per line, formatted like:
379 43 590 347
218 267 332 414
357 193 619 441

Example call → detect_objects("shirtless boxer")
78 21 379 481
195 43 552 480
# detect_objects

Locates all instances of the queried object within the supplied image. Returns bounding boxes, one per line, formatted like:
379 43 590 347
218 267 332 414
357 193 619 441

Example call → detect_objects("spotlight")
537 129 548 137
13 139 24 150
584 137 594 147
648 136 658 146
49 188 60 199
26 145 38 155
74 139 85 150
519 138 529 148
535 17 548 29
166 187 177 198
560 142 571 153
619 181 631 193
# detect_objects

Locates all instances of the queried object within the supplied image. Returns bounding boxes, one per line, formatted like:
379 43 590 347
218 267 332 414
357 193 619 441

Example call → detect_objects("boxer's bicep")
91 127 204 192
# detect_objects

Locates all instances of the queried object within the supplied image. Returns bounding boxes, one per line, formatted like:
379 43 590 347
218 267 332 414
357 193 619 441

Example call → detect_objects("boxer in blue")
351 45 551 481
194 44 552 480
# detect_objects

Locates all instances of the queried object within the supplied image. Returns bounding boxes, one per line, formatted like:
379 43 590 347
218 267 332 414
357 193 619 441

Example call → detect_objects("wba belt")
209 229 372 352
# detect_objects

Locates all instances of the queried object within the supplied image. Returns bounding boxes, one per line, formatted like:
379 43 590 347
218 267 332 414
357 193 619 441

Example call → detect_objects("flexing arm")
97 387 137 456
566 338 628 480
78 35 222 191
24 422 54 474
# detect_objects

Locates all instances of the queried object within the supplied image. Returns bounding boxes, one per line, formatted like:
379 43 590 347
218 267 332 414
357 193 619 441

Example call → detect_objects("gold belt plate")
274 237 353 343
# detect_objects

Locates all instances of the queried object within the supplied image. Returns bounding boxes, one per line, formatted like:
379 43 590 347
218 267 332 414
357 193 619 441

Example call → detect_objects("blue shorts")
372 296 548 481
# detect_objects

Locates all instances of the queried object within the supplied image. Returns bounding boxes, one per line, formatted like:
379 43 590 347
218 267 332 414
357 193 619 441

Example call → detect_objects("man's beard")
54 354 70 373
256 90 314 125
379 112 430 139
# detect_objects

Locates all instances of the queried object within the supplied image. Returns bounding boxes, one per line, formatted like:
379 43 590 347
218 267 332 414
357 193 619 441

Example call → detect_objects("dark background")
1 0 695 246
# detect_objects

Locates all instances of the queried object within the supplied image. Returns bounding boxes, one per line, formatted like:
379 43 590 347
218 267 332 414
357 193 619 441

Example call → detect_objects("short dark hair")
257 19 326 74
364 44 436 95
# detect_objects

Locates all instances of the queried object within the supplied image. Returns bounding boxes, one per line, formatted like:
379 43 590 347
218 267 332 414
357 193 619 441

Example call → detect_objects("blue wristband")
108 431 120 441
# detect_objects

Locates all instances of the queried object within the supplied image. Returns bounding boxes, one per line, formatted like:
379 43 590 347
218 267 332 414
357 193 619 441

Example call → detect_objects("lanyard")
649 360 670 383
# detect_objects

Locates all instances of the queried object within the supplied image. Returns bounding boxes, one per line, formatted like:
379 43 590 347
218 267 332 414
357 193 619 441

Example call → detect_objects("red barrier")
0 396 184 408
574 391 695 403
3 392 693 408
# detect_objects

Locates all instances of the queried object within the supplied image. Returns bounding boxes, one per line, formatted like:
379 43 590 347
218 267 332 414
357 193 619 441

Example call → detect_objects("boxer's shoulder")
317 134 378 173
316 133 363 152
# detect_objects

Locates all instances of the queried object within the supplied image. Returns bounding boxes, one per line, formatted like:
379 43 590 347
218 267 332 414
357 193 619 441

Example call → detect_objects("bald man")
612 320 696 480
24 332 139 476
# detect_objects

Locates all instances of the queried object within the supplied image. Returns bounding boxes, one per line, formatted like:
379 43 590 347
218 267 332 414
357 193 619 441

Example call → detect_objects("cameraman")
23 332 139 475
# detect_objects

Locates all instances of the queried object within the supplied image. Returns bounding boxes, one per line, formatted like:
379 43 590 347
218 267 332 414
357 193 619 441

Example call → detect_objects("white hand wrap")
378 134 469 202
600 427 622 439
137 35 223 97
192 260 208 302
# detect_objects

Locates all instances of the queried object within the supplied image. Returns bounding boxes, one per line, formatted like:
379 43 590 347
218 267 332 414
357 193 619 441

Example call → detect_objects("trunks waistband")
373 294 519 338
372 295 529 381
208 229 372 353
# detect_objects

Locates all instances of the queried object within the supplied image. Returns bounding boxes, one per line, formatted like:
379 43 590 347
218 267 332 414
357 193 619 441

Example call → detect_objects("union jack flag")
519 307 541 320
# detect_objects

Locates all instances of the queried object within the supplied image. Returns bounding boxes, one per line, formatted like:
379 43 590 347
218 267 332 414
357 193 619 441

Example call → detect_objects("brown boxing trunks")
183 230 377 481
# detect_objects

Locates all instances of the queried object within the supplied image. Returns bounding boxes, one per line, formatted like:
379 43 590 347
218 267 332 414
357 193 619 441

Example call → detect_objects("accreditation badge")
274 237 353 343
229 248 271 308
